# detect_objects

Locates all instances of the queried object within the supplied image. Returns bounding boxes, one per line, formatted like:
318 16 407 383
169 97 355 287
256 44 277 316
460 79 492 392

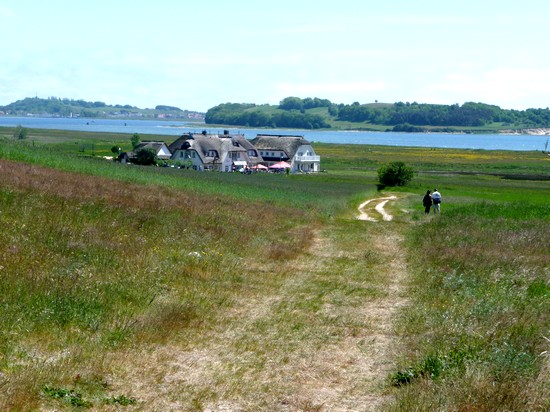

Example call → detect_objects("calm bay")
0 116 547 151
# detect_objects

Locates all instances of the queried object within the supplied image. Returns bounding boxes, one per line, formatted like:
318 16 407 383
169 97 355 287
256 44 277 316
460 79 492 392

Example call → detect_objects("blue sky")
1 0 549 112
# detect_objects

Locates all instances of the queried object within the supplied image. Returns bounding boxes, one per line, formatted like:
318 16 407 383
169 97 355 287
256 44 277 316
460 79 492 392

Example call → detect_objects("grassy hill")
205 98 550 132
0 97 205 121
0 129 548 410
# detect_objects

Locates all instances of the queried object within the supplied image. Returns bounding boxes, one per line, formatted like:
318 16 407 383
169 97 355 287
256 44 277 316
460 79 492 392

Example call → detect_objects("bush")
130 133 141 149
134 148 157 165
377 161 414 187
13 125 28 140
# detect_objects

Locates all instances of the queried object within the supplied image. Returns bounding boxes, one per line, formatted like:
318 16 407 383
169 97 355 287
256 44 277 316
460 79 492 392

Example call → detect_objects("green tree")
130 133 141 149
279 96 303 111
111 146 121 155
134 148 157 165
377 161 414 187
13 125 28 140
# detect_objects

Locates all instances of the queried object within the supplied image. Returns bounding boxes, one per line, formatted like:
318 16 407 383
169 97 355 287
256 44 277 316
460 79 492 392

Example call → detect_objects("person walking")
422 190 432 215
432 188 442 213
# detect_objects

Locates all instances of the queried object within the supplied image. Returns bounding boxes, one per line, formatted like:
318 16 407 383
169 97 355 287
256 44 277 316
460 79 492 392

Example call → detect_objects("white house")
249 134 321 173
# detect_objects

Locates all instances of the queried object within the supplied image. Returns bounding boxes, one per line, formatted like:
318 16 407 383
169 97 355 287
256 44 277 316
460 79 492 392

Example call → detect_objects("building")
132 141 172 160
168 131 263 172
249 134 320 173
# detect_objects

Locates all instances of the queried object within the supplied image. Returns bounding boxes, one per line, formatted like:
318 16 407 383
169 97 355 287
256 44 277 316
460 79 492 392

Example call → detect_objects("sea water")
0 116 546 151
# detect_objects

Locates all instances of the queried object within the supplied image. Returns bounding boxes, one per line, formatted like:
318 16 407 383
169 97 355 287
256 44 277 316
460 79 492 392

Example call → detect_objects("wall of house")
292 144 320 173
173 150 204 170
158 145 172 158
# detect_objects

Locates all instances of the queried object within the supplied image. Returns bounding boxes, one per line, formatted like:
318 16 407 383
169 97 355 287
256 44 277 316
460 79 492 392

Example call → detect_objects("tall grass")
388 200 550 411
318 143 550 176
0 159 314 409
1 133 549 409
0 140 368 217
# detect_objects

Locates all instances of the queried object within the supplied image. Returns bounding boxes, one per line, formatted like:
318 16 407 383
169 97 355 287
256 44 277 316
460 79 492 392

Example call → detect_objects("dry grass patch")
83 217 412 410
0 159 313 410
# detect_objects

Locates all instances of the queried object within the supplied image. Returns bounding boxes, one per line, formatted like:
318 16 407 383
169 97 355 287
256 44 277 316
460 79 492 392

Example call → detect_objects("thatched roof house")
249 134 308 161
250 134 320 172
168 132 263 171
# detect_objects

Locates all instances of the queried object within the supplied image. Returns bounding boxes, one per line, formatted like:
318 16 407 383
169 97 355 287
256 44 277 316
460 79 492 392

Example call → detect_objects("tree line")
205 97 550 129
205 102 331 129
1 97 137 116
335 101 550 128
0 97 193 118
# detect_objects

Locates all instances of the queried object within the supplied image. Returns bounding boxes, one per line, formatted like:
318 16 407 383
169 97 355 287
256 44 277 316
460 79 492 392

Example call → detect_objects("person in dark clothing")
423 190 432 215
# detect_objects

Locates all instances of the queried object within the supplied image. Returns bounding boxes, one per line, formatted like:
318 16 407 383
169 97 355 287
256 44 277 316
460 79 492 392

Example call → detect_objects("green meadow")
0 127 548 411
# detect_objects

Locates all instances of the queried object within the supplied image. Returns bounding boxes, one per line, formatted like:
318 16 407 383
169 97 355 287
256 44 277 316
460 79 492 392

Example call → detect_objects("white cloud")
380 14 476 26
0 5 15 17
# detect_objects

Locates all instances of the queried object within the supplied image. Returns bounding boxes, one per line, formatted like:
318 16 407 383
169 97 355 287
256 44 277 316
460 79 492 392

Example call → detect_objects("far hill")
0 97 205 121
205 97 550 133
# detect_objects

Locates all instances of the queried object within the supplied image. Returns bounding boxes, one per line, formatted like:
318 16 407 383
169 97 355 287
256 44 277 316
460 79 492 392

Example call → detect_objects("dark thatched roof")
168 133 259 165
249 134 310 159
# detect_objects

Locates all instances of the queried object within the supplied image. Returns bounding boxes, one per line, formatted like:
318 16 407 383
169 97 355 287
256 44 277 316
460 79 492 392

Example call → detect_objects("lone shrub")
130 133 141 149
134 148 157 165
13 125 29 140
377 161 414 187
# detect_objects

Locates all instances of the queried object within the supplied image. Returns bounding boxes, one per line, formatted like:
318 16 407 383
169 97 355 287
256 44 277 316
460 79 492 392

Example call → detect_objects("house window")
231 152 239 160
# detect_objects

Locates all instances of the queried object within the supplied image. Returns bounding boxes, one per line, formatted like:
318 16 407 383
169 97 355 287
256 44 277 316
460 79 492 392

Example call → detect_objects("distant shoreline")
500 128 550 136
2 114 550 136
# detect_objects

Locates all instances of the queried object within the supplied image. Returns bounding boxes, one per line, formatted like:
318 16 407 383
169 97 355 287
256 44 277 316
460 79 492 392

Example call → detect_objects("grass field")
0 128 548 410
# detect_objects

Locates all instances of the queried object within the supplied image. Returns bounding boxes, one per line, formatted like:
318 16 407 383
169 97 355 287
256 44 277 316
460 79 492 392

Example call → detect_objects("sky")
1 0 550 112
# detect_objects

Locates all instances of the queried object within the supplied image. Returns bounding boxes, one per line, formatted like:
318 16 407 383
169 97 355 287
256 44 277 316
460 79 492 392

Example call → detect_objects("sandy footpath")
357 196 397 221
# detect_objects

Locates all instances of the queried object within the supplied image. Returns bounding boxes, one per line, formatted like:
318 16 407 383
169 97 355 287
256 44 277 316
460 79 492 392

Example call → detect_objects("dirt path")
357 196 397 221
282 223 409 411
113 197 409 411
